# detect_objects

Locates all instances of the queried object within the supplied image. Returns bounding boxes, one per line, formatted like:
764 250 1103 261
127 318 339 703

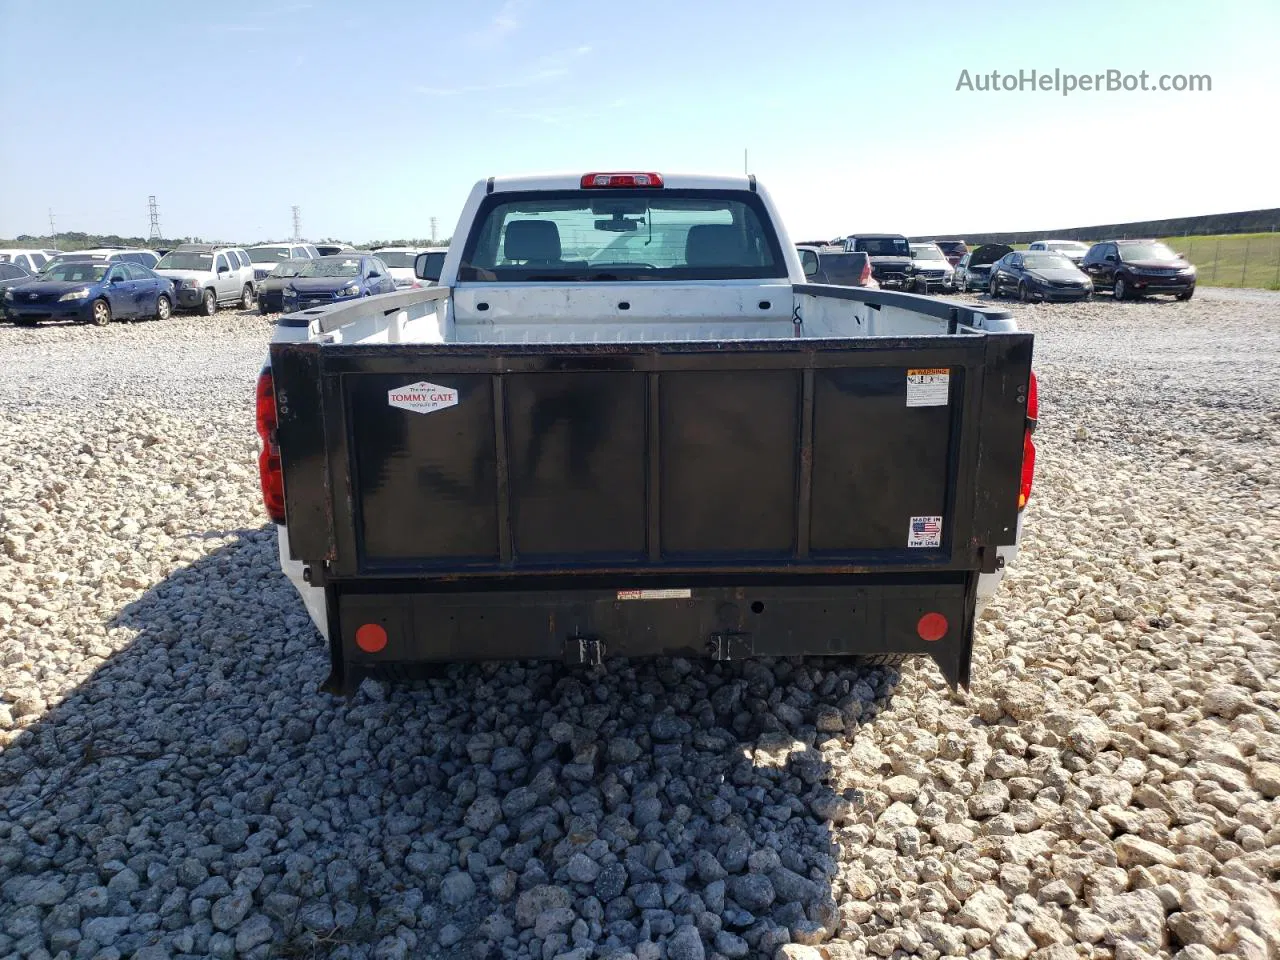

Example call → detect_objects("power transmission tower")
48 209 56 245
291 206 301 241
430 217 439 244
148 196 162 242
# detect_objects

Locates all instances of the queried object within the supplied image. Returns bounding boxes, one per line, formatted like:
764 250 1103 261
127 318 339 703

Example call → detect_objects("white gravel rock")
3 294 1280 958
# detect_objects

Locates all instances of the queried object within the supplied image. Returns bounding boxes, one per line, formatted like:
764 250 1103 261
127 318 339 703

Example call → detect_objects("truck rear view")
258 173 1036 694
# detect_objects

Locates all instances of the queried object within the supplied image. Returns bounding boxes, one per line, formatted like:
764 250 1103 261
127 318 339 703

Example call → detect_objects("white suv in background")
0 249 53 273
245 242 320 282
1028 239 1091 265
154 244 257 315
370 247 428 288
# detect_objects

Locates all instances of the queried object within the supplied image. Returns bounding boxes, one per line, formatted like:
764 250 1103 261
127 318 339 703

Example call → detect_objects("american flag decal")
908 515 943 548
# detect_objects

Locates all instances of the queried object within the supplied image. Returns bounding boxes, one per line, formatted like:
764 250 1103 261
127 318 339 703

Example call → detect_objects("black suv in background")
1081 239 1197 300
836 234 913 289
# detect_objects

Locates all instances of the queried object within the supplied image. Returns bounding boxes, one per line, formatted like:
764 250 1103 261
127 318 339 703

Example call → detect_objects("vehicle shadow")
0 527 901 959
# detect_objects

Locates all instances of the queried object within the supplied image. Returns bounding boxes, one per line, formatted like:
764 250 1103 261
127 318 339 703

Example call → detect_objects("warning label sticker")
906 368 950 407
388 381 458 415
908 515 943 548
616 589 692 601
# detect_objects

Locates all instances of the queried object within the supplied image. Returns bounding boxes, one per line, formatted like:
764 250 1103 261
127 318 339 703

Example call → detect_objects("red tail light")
355 623 388 653
580 172 664 188
1019 371 1038 510
917 612 949 642
859 257 873 285
256 368 286 525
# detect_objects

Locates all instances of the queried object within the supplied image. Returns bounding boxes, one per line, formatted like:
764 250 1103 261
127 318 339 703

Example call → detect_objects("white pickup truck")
257 172 1037 695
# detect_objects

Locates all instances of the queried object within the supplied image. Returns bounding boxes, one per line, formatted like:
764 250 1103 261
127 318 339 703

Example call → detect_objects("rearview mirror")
414 252 443 282
595 218 640 232
801 255 818 278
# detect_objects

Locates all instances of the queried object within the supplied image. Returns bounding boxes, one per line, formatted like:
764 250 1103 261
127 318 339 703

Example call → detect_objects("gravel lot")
1 290 1278 960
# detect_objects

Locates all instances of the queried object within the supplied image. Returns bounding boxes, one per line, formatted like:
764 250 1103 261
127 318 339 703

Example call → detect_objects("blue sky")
1 0 1277 243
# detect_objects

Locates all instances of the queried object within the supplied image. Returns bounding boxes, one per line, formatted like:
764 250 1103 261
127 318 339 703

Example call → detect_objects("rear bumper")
321 575 979 693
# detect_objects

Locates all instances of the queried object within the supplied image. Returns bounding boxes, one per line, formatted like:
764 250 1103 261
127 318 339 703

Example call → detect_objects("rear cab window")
458 189 785 282
817 254 863 283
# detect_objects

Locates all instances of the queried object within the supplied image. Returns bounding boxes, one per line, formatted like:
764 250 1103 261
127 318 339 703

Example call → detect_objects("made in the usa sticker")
906 368 950 407
908 515 943 548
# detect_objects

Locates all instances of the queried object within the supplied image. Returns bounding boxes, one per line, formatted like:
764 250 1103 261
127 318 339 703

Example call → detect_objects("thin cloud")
533 44 592 69
495 97 629 126
416 43 591 96
415 67 568 97
468 0 527 47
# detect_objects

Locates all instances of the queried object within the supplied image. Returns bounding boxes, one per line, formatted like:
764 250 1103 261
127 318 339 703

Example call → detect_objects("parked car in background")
82 247 162 268
314 243 356 257
0 248 52 273
796 245 879 288
836 233 914 289
45 248 161 270
154 244 257 315
257 259 309 315
3 260 175 326
246 243 320 281
907 242 956 293
281 253 396 312
954 243 1013 293
935 240 968 267
988 250 1093 302
1028 239 1091 265
1081 239 1196 300
370 247 428 288
0 261 34 293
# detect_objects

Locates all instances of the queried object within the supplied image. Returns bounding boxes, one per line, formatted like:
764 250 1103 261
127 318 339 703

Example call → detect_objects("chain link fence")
1165 233 1280 289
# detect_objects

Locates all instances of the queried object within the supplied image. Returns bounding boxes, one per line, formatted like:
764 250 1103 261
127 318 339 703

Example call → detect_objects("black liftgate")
270 331 1033 690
